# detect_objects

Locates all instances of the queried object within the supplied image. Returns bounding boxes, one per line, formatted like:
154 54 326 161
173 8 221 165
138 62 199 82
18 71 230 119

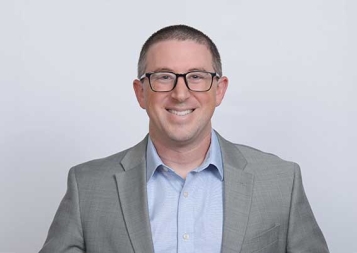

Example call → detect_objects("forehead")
145 40 213 71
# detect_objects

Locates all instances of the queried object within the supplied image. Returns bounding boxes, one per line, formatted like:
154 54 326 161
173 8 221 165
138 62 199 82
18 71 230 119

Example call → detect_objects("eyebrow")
150 67 209 73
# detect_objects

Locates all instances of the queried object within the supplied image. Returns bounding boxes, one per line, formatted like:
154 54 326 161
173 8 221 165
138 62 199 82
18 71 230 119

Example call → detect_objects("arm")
287 163 329 252
39 168 85 253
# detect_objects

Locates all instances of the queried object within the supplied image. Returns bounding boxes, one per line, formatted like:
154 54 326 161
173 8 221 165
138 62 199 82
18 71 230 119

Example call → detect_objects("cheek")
199 93 217 108
146 93 165 111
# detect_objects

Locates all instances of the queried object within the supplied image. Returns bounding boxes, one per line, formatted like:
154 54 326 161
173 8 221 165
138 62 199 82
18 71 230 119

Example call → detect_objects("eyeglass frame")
139 71 220 92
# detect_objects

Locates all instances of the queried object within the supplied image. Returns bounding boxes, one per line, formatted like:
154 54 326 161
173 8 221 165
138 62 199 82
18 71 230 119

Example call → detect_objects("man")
40 25 329 253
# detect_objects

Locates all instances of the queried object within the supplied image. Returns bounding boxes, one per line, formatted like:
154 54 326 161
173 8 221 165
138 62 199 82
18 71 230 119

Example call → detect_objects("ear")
133 79 146 109
215 76 229 107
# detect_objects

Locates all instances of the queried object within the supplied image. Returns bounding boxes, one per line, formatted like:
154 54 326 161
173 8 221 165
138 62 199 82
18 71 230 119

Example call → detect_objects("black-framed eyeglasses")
139 71 220 92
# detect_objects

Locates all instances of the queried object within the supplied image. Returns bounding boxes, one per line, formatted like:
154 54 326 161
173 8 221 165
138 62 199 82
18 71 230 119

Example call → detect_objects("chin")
165 128 202 144
167 133 192 143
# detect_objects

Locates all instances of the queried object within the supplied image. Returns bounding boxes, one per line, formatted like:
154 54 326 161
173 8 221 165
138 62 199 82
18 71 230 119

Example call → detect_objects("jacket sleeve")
39 168 85 253
287 163 329 253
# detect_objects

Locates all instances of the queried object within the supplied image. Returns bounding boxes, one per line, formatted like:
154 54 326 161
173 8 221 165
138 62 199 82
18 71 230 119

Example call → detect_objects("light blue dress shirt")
146 131 223 253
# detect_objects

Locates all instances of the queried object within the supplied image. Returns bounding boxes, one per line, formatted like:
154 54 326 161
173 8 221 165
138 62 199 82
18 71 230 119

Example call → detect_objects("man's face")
133 40 228 147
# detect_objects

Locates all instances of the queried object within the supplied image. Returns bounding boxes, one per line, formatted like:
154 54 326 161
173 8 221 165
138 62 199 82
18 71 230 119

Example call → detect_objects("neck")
151 131 212 179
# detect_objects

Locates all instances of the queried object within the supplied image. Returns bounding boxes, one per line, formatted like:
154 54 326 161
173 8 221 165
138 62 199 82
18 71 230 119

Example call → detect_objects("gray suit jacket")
40 133 329 253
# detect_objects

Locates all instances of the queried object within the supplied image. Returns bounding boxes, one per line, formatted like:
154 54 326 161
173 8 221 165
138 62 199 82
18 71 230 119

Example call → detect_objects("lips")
167 109 194 116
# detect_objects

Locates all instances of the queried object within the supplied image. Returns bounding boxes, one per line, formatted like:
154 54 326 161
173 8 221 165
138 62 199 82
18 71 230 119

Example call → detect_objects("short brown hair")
137 24 222 78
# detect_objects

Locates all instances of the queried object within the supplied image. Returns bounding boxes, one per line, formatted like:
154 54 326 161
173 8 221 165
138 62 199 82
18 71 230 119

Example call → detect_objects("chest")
147 169 223 253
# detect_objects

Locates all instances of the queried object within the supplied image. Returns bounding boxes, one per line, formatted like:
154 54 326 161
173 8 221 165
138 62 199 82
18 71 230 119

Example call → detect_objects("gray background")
1 1 356 252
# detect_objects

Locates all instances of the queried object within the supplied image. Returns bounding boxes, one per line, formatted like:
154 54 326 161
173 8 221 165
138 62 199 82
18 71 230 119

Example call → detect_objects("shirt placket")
177 173 195 253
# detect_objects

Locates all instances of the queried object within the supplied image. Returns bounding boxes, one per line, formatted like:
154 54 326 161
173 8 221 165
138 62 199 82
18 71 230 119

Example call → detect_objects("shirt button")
183 192 189 198
183 233 190 240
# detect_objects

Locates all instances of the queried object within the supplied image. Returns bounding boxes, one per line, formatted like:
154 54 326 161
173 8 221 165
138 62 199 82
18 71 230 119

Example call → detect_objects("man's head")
133 25 228 148
137 25 222 78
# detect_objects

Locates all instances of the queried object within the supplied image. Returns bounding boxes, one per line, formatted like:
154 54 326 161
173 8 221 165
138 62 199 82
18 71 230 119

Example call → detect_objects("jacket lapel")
217 133 254 253
115 136 154 253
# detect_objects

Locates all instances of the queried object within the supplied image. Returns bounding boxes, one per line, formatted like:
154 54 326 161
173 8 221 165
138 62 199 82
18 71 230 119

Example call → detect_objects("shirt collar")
146 130 223 182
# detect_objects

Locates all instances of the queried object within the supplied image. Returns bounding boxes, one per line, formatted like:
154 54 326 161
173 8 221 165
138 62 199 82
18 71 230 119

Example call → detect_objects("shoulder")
69 136 148 179
236 143 293 166
216 131 299 178
237 143 297 172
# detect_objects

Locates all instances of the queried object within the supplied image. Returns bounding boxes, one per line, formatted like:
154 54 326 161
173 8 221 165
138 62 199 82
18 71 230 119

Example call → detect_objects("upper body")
39 132 329 253
40 25 329 252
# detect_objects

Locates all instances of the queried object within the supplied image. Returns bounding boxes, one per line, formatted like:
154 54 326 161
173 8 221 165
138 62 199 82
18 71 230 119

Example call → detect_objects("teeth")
168 109 193 116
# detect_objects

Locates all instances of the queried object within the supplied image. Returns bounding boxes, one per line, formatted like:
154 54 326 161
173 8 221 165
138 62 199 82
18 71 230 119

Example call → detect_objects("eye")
159 75 172 80
153 73 175 81
187 72 207 81
190 74 204 79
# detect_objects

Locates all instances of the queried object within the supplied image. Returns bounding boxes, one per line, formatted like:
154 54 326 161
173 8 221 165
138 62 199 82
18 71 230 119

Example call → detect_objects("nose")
170 76 190 102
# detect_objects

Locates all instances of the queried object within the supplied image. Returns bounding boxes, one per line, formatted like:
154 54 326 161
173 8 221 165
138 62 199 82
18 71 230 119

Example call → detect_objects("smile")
167 109 194 116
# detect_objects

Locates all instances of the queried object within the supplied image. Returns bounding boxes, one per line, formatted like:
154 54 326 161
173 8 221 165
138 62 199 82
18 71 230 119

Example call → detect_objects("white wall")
0 1 356 252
